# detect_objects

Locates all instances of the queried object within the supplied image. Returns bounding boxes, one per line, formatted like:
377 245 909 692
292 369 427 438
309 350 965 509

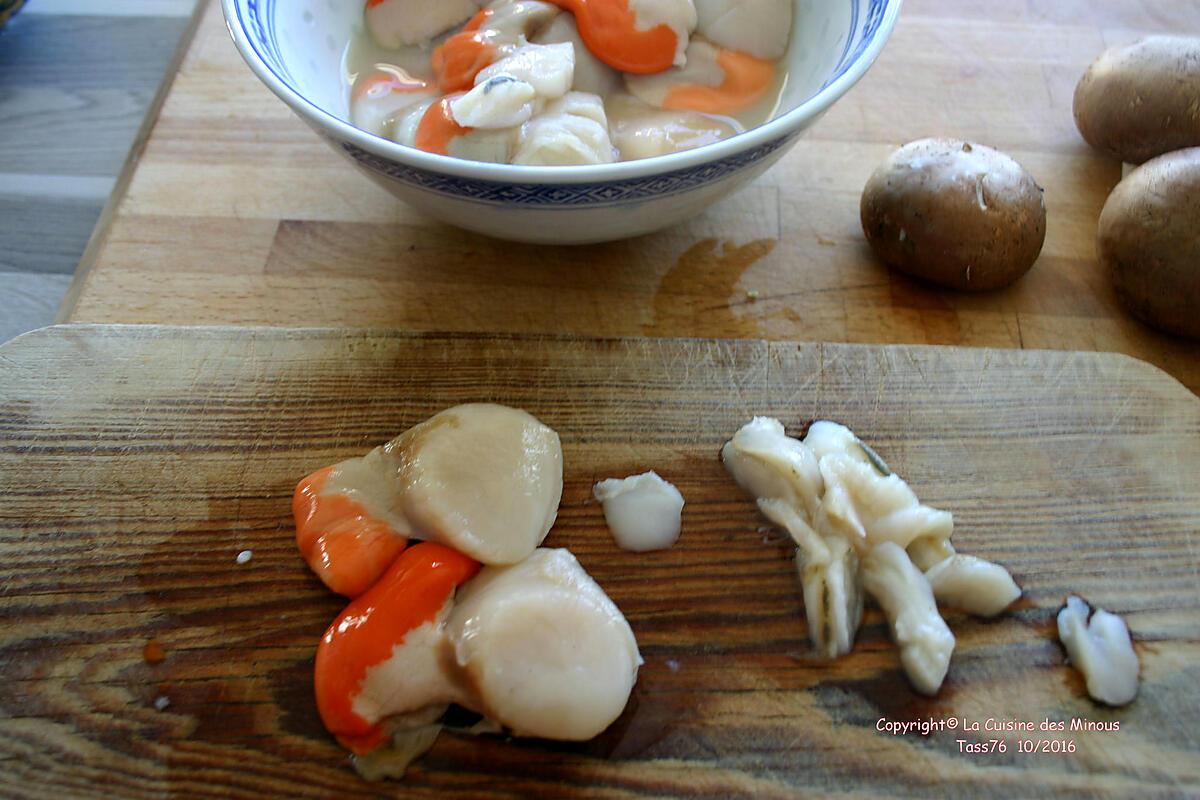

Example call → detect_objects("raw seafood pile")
295 403 642 778
348 0 792 164
722 418 1021 695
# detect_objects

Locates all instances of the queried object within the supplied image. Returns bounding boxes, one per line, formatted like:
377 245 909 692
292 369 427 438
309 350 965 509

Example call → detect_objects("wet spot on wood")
647 238 778 337
143 639 166 664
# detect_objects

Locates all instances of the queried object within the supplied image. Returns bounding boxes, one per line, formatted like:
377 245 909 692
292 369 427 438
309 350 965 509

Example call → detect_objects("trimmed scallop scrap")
593 471 685 551
365 0 488 49
1057 596 1139 706
723 418 1021 695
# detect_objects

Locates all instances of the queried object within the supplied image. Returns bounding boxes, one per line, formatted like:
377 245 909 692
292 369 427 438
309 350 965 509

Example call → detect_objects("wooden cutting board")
0 325 1197 799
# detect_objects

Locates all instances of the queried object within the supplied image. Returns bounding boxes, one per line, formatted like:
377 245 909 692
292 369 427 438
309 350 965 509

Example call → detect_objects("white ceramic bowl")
223 0 901 244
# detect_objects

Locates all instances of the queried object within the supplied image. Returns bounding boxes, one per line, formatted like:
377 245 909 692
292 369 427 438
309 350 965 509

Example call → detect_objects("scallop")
924 554 1021 618
513 91 617 165
451 75 539 129
446 548 643 739
694 0 792 60
605 92 740 160
366 0 486 48
818 454 954 551
758 498 863 659
627 0 698 67
475 41 576 100
476 0 561 42
625 38 775 115
386 403 563 564
720 416 823 521
533 14 622 96
349 69 433 138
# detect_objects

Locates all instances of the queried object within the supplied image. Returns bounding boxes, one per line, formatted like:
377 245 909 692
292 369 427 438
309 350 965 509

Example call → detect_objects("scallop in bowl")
222 0 901 244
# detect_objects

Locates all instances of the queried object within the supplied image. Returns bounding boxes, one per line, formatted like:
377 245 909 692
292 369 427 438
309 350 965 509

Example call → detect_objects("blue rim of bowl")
223 0 903 185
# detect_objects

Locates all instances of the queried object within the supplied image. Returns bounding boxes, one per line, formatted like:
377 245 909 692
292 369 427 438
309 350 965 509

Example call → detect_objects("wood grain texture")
0 324 1197 799
59 0 1200 394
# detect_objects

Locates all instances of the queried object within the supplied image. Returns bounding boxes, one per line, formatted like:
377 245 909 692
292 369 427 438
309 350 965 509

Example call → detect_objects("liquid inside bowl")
260 0 858 135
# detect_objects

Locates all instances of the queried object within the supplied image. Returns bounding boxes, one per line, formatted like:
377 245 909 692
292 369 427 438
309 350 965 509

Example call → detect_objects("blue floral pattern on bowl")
828 0 889 86
337 134 797 207
237 0 293 84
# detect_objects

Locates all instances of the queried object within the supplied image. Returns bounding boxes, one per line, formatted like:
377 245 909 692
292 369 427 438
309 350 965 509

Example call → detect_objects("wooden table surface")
60 0 1200 393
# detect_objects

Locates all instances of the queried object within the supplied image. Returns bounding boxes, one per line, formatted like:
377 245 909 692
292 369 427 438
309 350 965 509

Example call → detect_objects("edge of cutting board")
4 323 1198 409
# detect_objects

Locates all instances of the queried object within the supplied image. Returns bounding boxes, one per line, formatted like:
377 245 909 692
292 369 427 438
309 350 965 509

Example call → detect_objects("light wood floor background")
0 0 195 343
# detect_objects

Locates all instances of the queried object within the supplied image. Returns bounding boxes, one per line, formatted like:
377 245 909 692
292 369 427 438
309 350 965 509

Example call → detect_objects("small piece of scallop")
391 99 518 163
387 403 563 565
476 0 561 44
806 535 863 660
861 542 956 696
533 14 621 96
628 0 698 67
513 91 617 166
757 497 828 563
446 548 642 740
721 417 823 521
924 554 1021 618
476 41 576 101
1057 595 1139 706
451 75 539 129
626 39 727 108
593 471 684 552
391 98 437 147
449 127 521 164
366 0 485 48
605 93 741 161
349 602 468 729
694 0 793 60
350 71 433 138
